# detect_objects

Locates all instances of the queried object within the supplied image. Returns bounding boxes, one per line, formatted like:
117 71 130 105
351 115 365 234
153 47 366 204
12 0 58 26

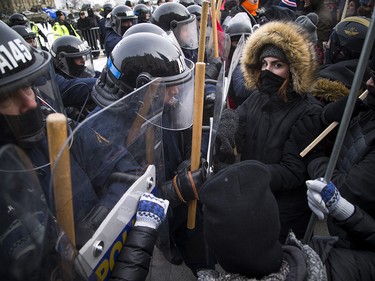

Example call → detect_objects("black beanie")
259 44 289 64
200 160 283 278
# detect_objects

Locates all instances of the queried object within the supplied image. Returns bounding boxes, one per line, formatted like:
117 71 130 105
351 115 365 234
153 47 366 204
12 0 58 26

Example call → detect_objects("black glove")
215 108 238 163
286 113 325 164
172 159 208 203
205 57 223 80
75 205 109 249
203 79 216 126
322 95 365 125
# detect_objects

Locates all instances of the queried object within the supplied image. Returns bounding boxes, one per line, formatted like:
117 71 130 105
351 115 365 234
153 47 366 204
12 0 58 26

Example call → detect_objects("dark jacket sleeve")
334 206 375 251
55 73 96 107
109 226 157 281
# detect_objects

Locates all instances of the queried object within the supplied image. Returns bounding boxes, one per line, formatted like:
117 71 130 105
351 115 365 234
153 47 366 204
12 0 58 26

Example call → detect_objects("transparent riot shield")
0 144 88 281
46 79 172 280
205 27 231 65
226 33 246 92
206 64 226 177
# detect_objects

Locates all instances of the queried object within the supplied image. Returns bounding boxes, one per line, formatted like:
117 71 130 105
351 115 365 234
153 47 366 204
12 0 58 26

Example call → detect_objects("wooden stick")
300 90 368 157
46 113 75 246
210 0 219 58
187 62 206 229
197 1 210 63
216 0 223 23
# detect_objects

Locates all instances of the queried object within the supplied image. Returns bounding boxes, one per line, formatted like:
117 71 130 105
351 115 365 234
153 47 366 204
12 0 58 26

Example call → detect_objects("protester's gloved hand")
205 57 223 80
306 179 355 221
173 159 208 203
322 95 365 125
134 193 169 230
203 80 216 126
215 108 238 160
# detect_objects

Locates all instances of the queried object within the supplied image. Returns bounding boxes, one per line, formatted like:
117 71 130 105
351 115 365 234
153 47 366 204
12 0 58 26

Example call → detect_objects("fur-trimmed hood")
240 21 317 94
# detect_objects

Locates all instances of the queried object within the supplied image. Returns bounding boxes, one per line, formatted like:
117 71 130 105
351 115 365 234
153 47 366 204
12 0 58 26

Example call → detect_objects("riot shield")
206 63 226 177
46 79 172 280
0 144 88 281
226 33 246 93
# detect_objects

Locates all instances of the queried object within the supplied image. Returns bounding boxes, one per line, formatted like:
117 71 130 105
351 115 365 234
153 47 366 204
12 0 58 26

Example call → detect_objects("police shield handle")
300 90 368 158
210 0 219 59
198 1 210 63
46 113 76 247
188 62 206 229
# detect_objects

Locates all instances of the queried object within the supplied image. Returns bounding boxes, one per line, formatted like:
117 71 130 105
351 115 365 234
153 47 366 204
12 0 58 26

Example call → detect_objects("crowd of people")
1 0 375 280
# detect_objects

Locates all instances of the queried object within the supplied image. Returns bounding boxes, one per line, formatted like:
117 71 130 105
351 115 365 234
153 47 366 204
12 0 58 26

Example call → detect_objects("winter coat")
197 232 326 281
312 206 375 281
312 59 370 105
109 226 158 281
235 21 323 241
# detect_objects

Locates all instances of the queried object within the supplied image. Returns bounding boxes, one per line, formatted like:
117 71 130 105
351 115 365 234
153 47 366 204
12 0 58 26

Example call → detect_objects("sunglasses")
80 12 85 15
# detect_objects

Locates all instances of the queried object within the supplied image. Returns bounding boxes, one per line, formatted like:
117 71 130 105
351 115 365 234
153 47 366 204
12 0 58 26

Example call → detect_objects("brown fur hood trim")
312 78 349 104
240 21 318 94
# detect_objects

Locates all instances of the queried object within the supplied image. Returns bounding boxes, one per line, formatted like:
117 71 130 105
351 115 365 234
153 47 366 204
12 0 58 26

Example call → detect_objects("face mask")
241 0 259 16
259 70 286 95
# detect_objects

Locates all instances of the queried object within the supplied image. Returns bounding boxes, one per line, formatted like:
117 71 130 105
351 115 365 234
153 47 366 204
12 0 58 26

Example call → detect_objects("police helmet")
133 4 151 23
93 32 195 116
179 0 195 7
187 4 202 20
0 21 53 147
151 2 198 49
226 21 252 40
328 16 372 63
50 35 95 78
123 22 166 37
151 2 194 31
8 13 29 26
101 3 113 17
11 25 37 47
110 5 138 36
93 33 195 129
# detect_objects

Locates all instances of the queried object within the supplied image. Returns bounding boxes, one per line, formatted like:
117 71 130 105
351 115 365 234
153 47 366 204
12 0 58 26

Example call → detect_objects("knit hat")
259 44 289 64
199 160 283 278
55 10 64 18
279 0 297 11
295 13 319 43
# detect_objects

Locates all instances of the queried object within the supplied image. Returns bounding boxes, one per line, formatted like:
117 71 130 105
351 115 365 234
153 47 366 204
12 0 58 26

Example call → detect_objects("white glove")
134 193 169 229
306 179 355 221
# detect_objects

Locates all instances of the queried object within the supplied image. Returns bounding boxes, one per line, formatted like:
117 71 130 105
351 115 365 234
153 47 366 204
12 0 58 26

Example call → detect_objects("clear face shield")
172 15 199 50
0 52 64 147
115 16 138 36
58 46 96 78
47 79 171 280
157 58 195 131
